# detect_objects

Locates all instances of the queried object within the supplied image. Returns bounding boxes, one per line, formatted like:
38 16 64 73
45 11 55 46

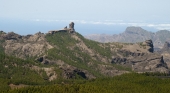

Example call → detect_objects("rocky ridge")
111 40 169 73
0 23 170 81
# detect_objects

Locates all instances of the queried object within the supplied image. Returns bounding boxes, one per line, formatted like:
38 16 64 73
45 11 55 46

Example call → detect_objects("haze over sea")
0 0 170 35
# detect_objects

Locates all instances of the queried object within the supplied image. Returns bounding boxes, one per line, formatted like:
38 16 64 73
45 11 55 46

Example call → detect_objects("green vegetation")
0 53 51 92
76 33 112 58
45 32 110 77
0 31 133 92
0 39 5 53
7 73 170 93
112 64 132 72
1 31 170 92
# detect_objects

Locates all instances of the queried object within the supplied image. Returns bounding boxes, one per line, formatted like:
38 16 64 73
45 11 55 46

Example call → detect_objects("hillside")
7 73 170 93
85 26 170 49
0 23 170 92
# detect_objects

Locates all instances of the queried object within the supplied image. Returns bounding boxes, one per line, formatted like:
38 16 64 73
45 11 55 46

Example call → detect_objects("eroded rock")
142 40 154 53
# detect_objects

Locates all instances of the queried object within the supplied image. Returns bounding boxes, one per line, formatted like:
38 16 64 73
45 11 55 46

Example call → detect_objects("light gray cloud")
33 19 170 31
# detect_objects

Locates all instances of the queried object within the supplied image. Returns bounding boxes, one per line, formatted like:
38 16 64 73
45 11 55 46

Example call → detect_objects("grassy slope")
0 39 51 91
8 73 170 93
45 32 113 77
0 53 51 91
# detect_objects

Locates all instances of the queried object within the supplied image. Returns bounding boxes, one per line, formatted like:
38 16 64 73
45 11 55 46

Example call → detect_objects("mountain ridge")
0 23 170 91
85 26 170 48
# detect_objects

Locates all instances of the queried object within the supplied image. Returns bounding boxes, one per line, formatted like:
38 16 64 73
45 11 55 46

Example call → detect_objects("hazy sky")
0 0 170 35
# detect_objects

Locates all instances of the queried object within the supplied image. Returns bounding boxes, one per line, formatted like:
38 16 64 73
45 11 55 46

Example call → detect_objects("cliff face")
111 40 169 73
157 42 170 69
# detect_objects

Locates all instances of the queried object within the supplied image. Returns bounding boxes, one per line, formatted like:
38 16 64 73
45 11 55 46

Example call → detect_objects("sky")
0 0 170 35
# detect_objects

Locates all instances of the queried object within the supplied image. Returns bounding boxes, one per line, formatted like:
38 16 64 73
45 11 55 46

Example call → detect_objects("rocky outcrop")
62 68 87 79
4 32 53 59
157 42 170 69
111 52 169 73
111 57 127 64
142 40 154 53
132 54 169 73
58 62 95 79
111 40 169 73
118 50 145 57
69 22 74 30
36 56 49 64
48 22 75 34
2 32 22 40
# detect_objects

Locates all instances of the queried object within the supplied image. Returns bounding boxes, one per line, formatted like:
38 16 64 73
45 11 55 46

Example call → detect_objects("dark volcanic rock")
69 22 74 30
62 68 87 79
3 32 22 40
69 22 75 32
36 56 49 64
142 40 154 53
111 57 127 64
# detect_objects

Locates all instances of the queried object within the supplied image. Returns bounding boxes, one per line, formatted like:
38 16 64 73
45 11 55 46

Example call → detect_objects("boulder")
36 56 49 64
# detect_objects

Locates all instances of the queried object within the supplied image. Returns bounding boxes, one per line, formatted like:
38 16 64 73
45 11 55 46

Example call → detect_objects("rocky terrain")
0 23 170 87
85 26 170 49
157 41 170 68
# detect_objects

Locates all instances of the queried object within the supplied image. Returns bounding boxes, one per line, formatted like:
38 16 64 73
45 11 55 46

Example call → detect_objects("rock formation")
112 53 169 73
2 32 22 40
131 54 168 73
48 22 75 34
36 56 50 64
69 22 74 30
142 40 154 53
0 25 169 81
4 32 53 59
111 40 169 74
68 22 75 33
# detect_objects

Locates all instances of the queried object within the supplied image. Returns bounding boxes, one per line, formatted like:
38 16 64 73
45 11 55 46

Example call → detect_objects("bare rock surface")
111 40 169 74
131 54 168 73
4 32 53 59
